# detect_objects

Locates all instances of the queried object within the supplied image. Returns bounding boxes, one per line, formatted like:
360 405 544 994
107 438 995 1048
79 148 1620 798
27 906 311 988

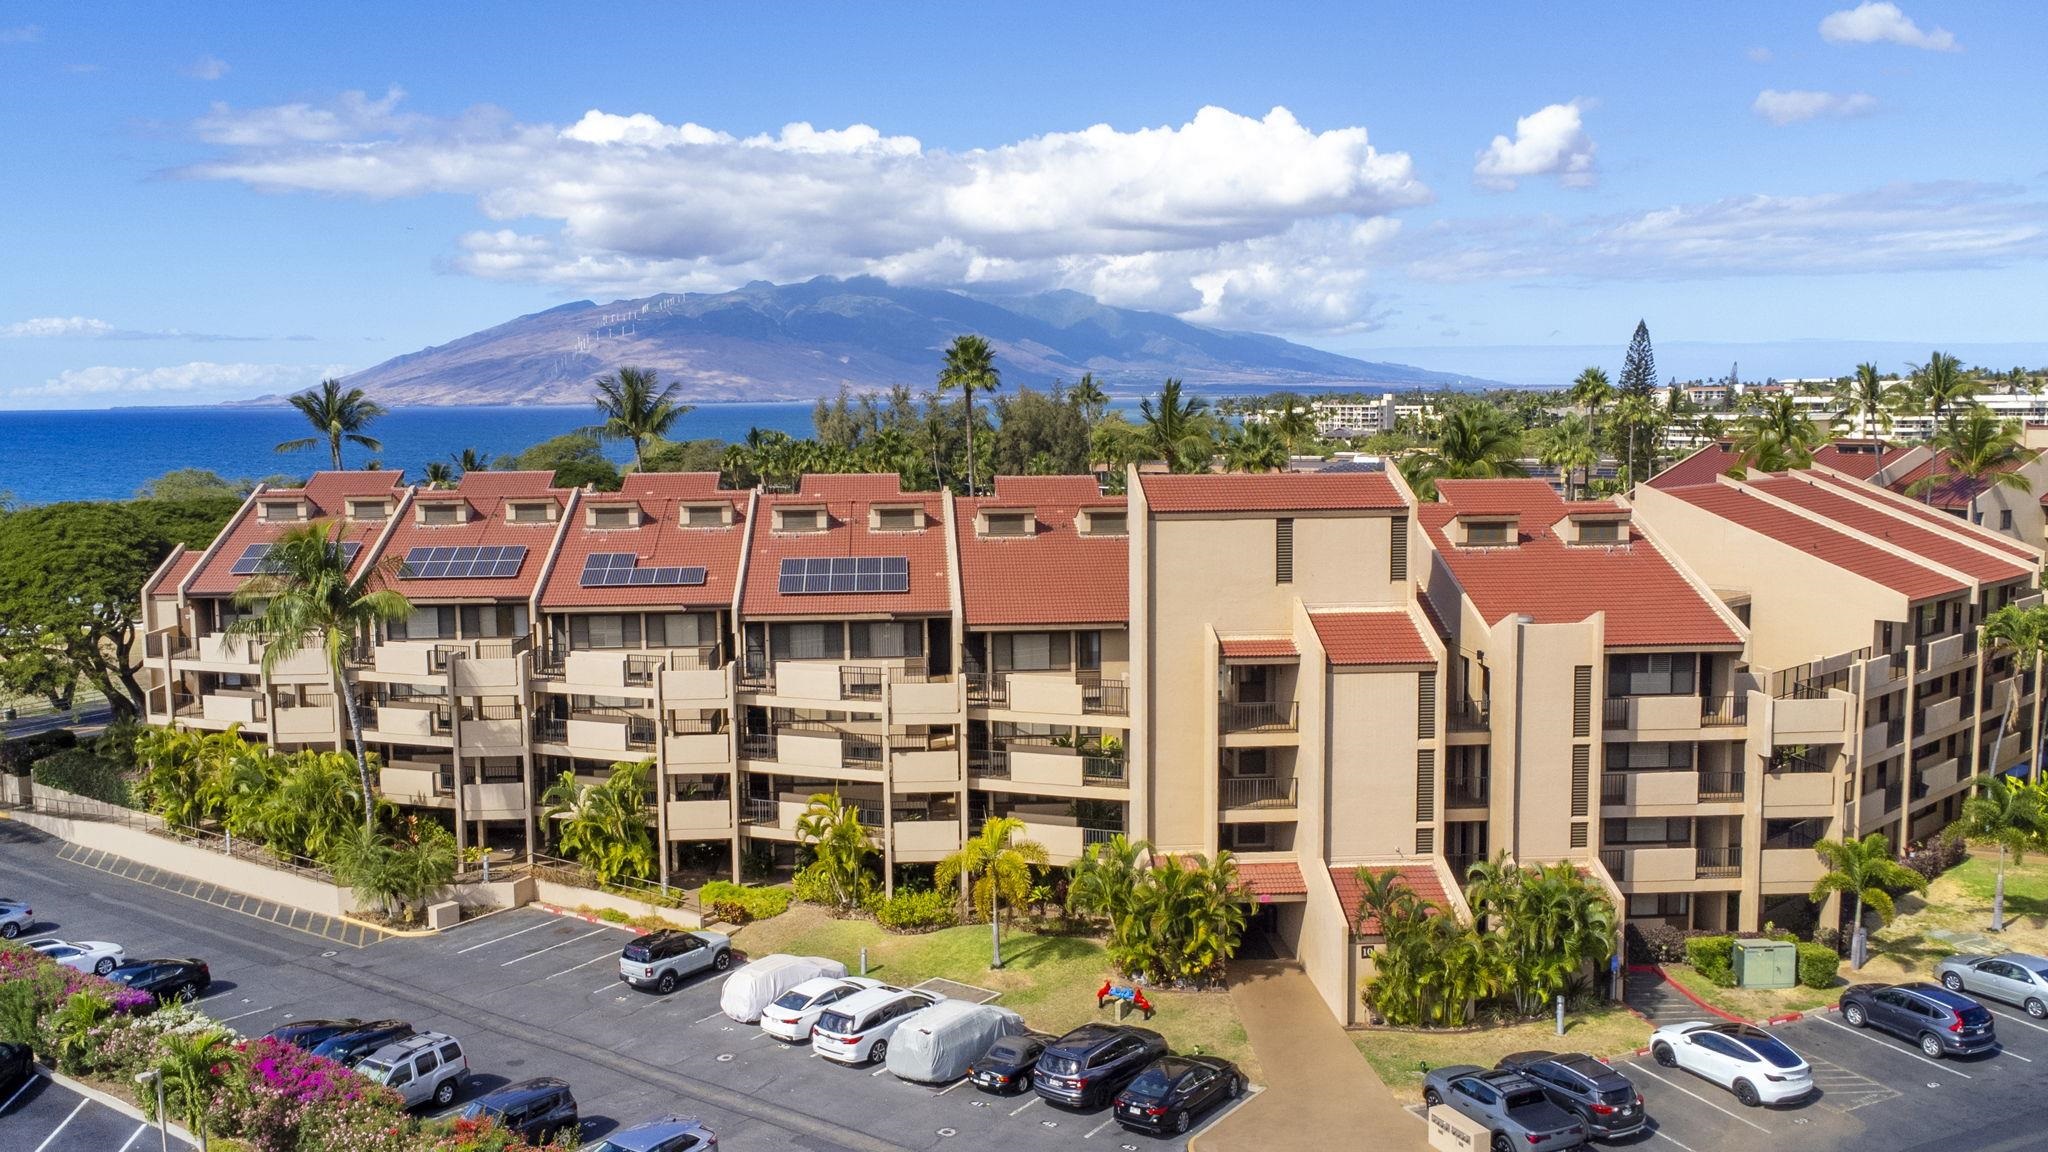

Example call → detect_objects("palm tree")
1270 402 1318 453
1951 776 2045 933
1810 833 1929 968
421 461 454 488
452 447 489 475
1070 373 1110 428
793 794 878 911
1537 415 1599 500
1569 367 1613 419
156 1028 235 1151
937 815 1049 968
275 378 385 470
1351 865 1422 936
1910 351 1976 431
329 820 457 921
1729 393 1823 476
1403 403 1525 500
1138 379 1215 473
1835 363 1903 438
1909 406 2037 504
1980 605 2048 784
1067 833 1151 923
1220 422 1288 473
227 521 410 834
541 760 656 885
1609 391 1661 489
263 750 371 862
938 335 1001 494
593 366 691 471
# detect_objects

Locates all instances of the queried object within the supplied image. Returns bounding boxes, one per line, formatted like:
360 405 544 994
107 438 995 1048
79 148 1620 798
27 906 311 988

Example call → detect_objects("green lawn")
732 904 1256 1079
1659 962 1838 1021
1860 846 2048 982
1353 1007 1652 1099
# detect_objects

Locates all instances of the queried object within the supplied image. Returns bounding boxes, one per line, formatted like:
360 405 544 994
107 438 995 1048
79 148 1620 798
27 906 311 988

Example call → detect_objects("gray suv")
1937 952 2048 1018
619 929 733 994
356 1032 468 1109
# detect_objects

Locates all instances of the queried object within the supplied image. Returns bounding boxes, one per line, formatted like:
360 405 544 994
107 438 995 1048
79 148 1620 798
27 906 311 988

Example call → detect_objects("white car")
811 987 942 1066
760 977 890 1042
0 899 31 940
1648 1021 1813 1107
29 938 125 976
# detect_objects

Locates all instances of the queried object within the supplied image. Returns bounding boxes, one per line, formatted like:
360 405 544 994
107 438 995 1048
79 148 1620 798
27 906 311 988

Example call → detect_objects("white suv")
356 1032 469 1109
761 977 890 1042
812 987 941 1066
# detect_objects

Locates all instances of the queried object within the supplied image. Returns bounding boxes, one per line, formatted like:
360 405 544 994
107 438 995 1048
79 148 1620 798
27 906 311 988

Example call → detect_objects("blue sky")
2 1 2044 407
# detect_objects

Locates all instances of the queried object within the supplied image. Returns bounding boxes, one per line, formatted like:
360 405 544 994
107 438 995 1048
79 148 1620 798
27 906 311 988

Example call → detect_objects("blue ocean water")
0 403 823 505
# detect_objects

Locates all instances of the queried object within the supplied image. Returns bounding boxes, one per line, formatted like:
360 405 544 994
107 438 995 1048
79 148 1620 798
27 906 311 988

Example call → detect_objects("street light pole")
134 1070 168 1152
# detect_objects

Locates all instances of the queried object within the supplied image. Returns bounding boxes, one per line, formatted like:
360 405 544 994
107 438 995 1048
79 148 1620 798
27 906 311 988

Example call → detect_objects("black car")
969 1031 1055 1094
1032 1024 1169 1110
459 1077 580 1146
0 1041 30 1091
1839 981 1996 1058
105 958 210 1006
310 1020 416 1067
263 1019 364 1053
1497 1051 1647 1140
1113 1055 1242 1136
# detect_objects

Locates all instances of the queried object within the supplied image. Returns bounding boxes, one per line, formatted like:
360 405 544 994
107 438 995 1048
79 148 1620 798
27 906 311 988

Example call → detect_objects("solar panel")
401 544 528 580
228 540 361 576
577 552 706 588
776 556 909 595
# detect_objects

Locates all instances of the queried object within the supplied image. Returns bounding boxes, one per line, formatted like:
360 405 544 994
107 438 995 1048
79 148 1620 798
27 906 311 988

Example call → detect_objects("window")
572 614 641 650
1389 515 1408 581
347 499 388 521
419 502 464 526
506 501 553 524
874 506 923 532
590 505 636 530
414 1050 439 1075
1230 822 1270 847
1606 742 1692 770
850 621 923 659
1575 520 1620 544
1627 893 1691 918
1464 521 1510 546
1083 510 1126 537
1230 749 1270 777
2001 509 2015 531
1602 817 1690 845
394 605 456 640
1076 631 1102 671
775 507 826 533
1607 653 1696 696
647 612 706 649
682 504 727 528
982 511 1031 537
260 501 303 522
1274 518 1293 584
995 631 1068 672
460 604 526 639
770 622 843 661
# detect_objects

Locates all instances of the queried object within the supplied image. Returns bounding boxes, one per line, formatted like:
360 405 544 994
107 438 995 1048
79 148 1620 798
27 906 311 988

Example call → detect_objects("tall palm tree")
156 1028 235 1151
1729 393 1823 476
593 366 691 471
1910 350 1976 431
421 461 454 488
1138 379 1215 473
1608 391 1661 489
1220 422 1288 473
1403 403 1525 500
1538 414 1599 500
1569 367 1612 420
1810 833 1928 968
938 335 1001 495
1070 373 1109 428
936 815 1049 968
275 378 385 470
1951 776 2045 933
541 759 656 885
451 447 489 475
1984 605 2048 790
793 794 878 911
1270 402 1318 453
1836 363 1904 438
227 521 410 834
1909 406 2037 504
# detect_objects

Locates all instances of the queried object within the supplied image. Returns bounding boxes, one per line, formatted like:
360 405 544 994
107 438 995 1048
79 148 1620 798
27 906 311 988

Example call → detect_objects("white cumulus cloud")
1753 89 1880 125
183 55 230 80
1473 102 1596 190
179 94 1430 333
3 316 118 338
1819 3 1959 51
5 362 354 401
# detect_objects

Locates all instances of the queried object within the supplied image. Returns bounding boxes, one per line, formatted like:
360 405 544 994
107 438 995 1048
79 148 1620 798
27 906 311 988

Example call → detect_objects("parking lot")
0 822 1250 1152
0 1073 194 1152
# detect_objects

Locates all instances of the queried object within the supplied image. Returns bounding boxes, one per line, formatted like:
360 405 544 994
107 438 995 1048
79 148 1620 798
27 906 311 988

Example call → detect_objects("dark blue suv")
1838 981 1996 1058
1031 1024 1168 1110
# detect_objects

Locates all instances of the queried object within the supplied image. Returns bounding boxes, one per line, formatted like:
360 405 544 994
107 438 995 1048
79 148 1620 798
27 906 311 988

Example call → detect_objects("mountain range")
259 277 1499 406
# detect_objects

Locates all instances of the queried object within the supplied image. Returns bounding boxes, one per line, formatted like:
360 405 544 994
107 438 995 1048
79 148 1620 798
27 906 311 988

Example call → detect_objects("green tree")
451 447 489 475
938 335 1002 494
1537 414 1599 500
262 749 371 861
1618 321 1657 397
1729 393 1824 476
1220 422 1289 473
541 760 656 886
594 366 692 471
49 988 111 1074
1835 363 1904 437
937 816 1050 968
133 469 248 501
0 502 172 716
1608 390 1661 489
329 819 457 921
275 378 386 470
638 437 731 474
793 794 879 911
1569 366 1613 419
1089 414 1147 487
1982 605 2048 786
1269 401 1319 453
1810 833 1928 968
1067 833 1151 923
421 461 454 488
1112 852 1246 984
132 496 246 551
1909 406 2037 503
988 386 1090 477
1614 322 1660 482
1070 373 1110 427
496 431 622 491
155 1027 236 1151
1402 402 1525 500
1951 776 2045 933
1138 379 1216 473
227 521 411 834
1909 350 1976 429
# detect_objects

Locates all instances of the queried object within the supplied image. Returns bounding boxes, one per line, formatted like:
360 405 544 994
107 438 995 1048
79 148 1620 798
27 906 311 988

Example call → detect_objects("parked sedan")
584 1114 717 1152
1496 1051 1647 1141
1839 982 1995 1058
309 1020 415 1067
1648 1021 1812 1107
1423 1066 1587 1152
264 1019 365 1053
0 898 32 939
1113 1055 1243 1136
969 1031 1056 1095
28 938 124 976
758 976 889 1042
1937 952 2048 1018
105 958 211 1006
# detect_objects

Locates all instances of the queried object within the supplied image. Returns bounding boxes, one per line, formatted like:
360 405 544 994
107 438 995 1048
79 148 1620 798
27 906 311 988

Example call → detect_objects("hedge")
1796 942 1840 989
31 747 133 807
0 729 75 776
873 888 957 933
700 880 791 925
1685 935 1737 987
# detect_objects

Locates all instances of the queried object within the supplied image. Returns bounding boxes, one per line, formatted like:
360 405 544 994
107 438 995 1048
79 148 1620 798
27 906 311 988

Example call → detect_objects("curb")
1635 964 1747 1024
340 913 437 938
35 1062 199 1146
535 902 639 932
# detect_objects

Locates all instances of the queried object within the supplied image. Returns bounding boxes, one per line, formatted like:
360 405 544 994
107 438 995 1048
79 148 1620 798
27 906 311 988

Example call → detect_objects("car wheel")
2027 998 2047 1019
1016 1073 1031 1093
1229 1075 1243 1099
178 984 199 1004
870 1039 888 1065
434 1079 457 1107
656 972 677 995
713 950 732 972
1942 973 1965 992
1919 1033 1944 1059
1651 1043 1676 1068
1843 1003 1866 1027
1422 1088 1443 1108
94 958 114 976
1491 1133 1514 1152
0 923 17 939
1732 1079 1761 1108
1175 1111 1190 1135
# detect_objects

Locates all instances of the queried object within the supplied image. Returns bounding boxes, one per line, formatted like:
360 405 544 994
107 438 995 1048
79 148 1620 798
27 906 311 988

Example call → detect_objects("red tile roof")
1310 611 1435 666
146 550 202 597
540 485 749 610
1139 471 1406 514
1328 863 1449 935
1648 442 1743 490
742 486 952 617
1746 473 2031 584
989 475 1115 504
375 474 574 601
1663 481 1965 601
1803 470 2038 561
1421 481 1740 648
185 472 404 596
1218 637 1297 660
447 471 562 497
1235 861 1307 900
620 472 728 499
1811 440 1908 480
1884 448 2035 510
954 494 1128 626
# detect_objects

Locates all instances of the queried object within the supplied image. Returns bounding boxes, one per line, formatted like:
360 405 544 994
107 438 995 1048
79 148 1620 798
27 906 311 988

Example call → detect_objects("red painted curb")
535 903 636 932
1766 1012 1803 1024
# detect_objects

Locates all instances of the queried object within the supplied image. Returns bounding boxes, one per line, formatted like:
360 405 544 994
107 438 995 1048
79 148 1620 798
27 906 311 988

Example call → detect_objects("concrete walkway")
1193 960 1418 1152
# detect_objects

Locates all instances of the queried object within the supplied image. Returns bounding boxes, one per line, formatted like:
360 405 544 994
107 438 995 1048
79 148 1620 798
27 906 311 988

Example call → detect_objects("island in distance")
235 276 1498 407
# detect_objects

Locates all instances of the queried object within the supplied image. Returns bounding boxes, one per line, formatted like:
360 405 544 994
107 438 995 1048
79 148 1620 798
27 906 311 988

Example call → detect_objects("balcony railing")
1597 848 1627 882
1079 674 1129 716
1698 771 1744 801
739 731 777 760
1220 775 1298 810
1220 699 1298 734
840 666 886 700
1445 772 1489 807
1695 846 1743 879
1602 698 1631 728
1769 748 1829 774
531 715 567 742
1082 826 1122 848
459 703 521 722
1081 756 1126 787
966 672 1007 706
664 716 726 736
1599 774 1629 806
741 797 777 825
1448 699 1490 732
1700 694 1748 726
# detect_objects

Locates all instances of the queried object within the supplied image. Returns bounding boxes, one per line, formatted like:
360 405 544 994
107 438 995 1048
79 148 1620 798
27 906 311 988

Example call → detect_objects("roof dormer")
1558 510 1630 546
976 508 1037 538
259 499 309 523
869 504 926 532
345 497 390 521
773 505 829 533
415 499 472 526
681 502 734 529
1453 514 1518 548
586 503 641 530
1079 508 1127 537
506 500 558 525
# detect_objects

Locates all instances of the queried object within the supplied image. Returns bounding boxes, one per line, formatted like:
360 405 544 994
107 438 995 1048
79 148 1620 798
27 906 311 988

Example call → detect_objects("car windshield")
772 990 815 1010
1037 1053 1080 1076
1126 1067 1171 1094
1958 1005 1993 1025
2024 962 2048 980
815 1011 854 1035
1740 1034 1803 1068
356 1059 395 1079
457 1102 503 1123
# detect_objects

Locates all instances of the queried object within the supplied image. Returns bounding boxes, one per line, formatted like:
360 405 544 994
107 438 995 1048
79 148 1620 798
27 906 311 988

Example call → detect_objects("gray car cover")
886 1000 1026 1083
719 954 848 1022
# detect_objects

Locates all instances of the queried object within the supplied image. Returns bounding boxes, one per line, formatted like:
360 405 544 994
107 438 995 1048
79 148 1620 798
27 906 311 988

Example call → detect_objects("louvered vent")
1390 516 1409 582
1569 822 1588 849
1417 671 1437 739
1415 748 1436 821
1275 519 1294 584
1573 666 1593 738
1415 827 1435 855
1571 745 1591 817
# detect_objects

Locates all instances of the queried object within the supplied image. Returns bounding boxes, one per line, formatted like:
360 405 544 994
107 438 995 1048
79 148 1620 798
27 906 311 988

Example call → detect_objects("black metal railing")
968 748 1010 779
966 672 1007 706
1445 771 1489 807
1695 846 1743 879
459 703 522 722
1597 848 1627 882
741 797 778 825
1220 776 1298 809
1700 694 1748 725
1219 699 1298 733
1600 774 1629 806
1698 771 1745 801
739 731 777 759
1081 756 1126 787
1769 748 1829 774
1080 674 1129 716
1448 699 1490 731
1602 698 1632 727
664 716 726 736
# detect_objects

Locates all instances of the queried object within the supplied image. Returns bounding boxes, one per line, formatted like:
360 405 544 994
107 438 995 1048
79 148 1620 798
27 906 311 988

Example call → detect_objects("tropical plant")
1909 406 2037 503
1537 414 1599 500
329 820 458 921
1138 379 1216 473
1834 363 1904 437
1608 390 1661 489
540 759 656 886
593 366 692 471
1980 604 2048 781
421 461 454 488
1220 421 1289 473
1402 402 1525 499
135 725 214 828
156 1027 236 1150
1569 366 1613 418
1067 833 1151 923
49 987 112 1073
792 794 879 911
1909 350 1976 429
274 378 386 470
1729 392 1823 475
938 335 1001 494
1269 402 1318 452
1462 854 1618 1015
1950 776 2046 933
227 521 411 834
451 447 489 475
1109 852 1247 985
1070 373 1109 428
936 816 1049 968
1810 833 1929 968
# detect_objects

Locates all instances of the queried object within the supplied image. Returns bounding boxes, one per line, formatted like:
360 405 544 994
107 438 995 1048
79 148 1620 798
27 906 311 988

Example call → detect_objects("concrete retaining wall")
10 807 360 916
534 877 700 929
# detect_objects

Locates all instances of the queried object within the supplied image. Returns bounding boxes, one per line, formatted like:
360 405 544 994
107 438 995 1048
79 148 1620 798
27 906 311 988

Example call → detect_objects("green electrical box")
1733 939 1797 989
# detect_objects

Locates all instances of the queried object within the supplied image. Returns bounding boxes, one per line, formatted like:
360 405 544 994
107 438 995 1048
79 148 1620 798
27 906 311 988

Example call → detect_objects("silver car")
1937 952 2048 1018
355 1032 468 1109
0 899 31 940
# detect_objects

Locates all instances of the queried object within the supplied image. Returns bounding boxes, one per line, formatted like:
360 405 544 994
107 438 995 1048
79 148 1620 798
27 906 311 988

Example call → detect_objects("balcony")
664 799 733 836
1916 633 1970 677
375 700 448 739
272 704 335 740
1763 770 1834 808
969 748 1009 779
459 704 526 753
555 710 658 754
1700 694 1748 727
1695 846 1743 880
1858 781 1904 825
1219 699 1298 734
1599 846 1698 885
1698 772 1745 802
1445 771 1488 810
1601 771 1699 809
1003 672 1130 717
1772 694 1848 745
1920 757 1961 795
379 765 447 806
893 818 963 857
1760 847 1825 887
1448 699 1490 733
1603 694 1702 734
1862 715 1905 754
1916 696 1965 735
1220 775 1298 811
966 673 1008 707
745 725 883 775
663 721 732 767
463 782 527 820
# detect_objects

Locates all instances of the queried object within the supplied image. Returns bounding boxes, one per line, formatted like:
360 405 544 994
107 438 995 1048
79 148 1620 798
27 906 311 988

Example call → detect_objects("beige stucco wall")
1325 669 1424 859
1297 863 1357 1024
1492 616 1603 864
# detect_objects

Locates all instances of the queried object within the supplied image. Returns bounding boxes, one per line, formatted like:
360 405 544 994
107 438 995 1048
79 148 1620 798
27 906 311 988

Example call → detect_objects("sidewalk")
1193 960 1418 1152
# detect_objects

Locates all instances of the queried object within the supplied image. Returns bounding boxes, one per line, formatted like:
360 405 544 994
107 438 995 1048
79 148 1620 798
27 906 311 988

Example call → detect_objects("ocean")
0 403 824 505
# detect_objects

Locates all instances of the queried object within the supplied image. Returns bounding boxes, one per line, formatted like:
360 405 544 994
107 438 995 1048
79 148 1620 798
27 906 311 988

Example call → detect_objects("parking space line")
1010 1095 1041 1117
1189 1088 1260 1136
0 1072 37 1113
500 927 608 966
117 1122 149 1152
1084 1117 1116 1138
540 953 615 981
933 1078 968 1096
591 981 621 995
1813 1015 1970 1077
1624 1063 1771 1134
693 1010 727 1024
214 1004 276 1024
871 1066 891 1077
1985 1005 2048 1035
454 920 551 954
31 1099 88 1152
1649 1129 1698 1152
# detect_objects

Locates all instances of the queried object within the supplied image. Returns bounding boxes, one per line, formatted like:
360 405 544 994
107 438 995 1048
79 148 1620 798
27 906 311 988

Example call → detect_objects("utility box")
1734 939 1796 989
1426 1105 1487 1152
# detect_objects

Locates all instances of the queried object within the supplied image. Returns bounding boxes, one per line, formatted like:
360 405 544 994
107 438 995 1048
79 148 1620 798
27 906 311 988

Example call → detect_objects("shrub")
1796 942 1840 990
0 729 75 775
594 907 631 924
32 747 134 807
700 881 790 925
791 861 840 907
92 719 146 769
1685 935 1737 987
1903 833 1967 884
1626 922 1690 965
874 888 958 934
1813 926 1844 955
